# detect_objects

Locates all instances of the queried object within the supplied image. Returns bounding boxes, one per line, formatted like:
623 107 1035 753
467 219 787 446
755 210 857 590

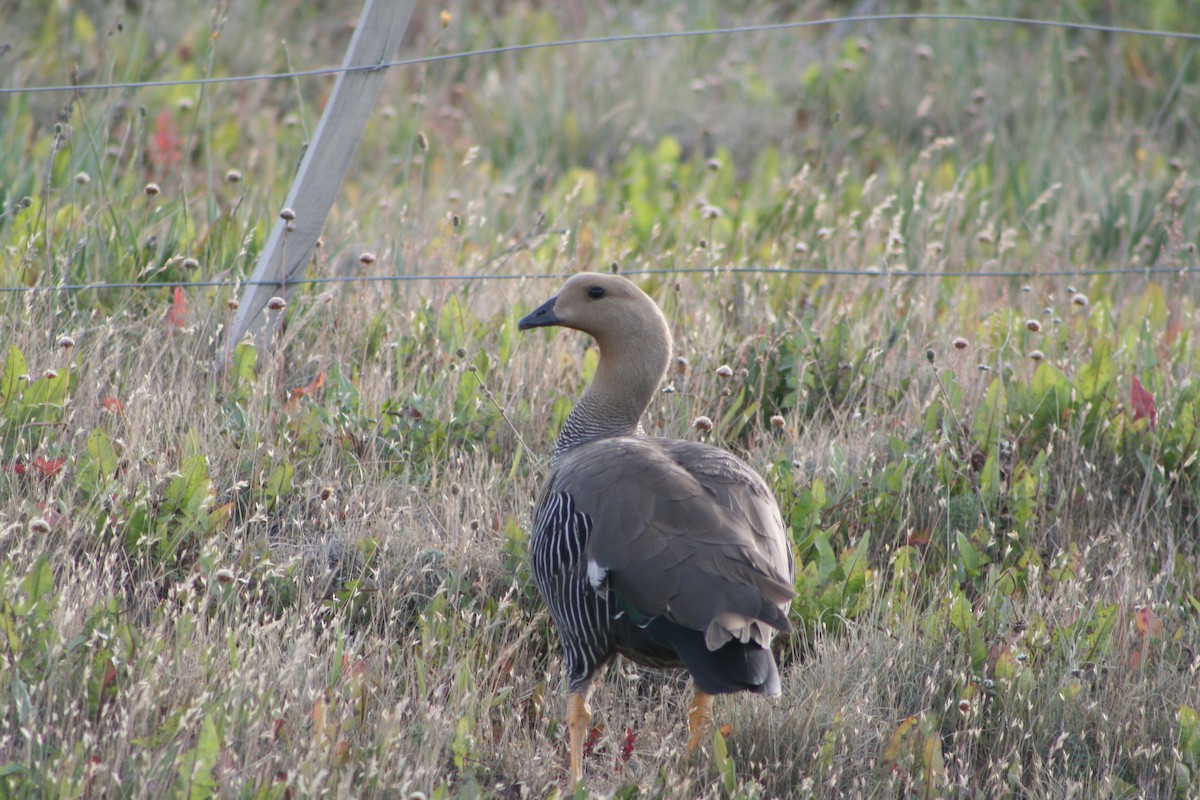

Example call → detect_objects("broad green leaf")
1 345 27 404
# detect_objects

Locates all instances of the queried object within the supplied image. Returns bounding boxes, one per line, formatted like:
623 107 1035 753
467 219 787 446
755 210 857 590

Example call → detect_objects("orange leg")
567 692 592 786
685 688 714 752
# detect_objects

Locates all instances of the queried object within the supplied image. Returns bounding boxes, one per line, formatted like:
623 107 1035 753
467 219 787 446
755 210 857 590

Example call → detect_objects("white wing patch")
586 559 608 589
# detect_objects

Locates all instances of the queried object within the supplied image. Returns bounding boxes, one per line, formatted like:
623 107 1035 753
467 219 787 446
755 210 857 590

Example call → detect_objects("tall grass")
2 1 1199 797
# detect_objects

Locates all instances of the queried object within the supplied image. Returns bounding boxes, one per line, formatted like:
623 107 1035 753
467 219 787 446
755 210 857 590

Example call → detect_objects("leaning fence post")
220 0 415 367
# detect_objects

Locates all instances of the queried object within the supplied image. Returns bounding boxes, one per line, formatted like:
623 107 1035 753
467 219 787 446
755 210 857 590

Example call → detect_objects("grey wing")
549 437 795 651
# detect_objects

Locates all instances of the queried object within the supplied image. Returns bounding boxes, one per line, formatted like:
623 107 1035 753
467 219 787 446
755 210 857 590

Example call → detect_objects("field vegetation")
2 1 1199 797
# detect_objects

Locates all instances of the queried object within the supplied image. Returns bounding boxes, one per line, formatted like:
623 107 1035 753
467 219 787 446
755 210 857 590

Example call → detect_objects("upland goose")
518 272 795 785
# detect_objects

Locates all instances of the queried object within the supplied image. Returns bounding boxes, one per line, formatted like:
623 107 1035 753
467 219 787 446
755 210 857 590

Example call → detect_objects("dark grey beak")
518 295 562 330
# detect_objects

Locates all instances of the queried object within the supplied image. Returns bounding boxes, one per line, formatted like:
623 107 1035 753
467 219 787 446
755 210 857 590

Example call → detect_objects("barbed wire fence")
2 11 1199 298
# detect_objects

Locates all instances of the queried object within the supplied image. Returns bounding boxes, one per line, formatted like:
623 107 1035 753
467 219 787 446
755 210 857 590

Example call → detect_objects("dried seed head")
706 158 721 171
977 364 991 372
417 131 429 151
1029 349 1045 361
225 169 242 183
267 297 287 311
182 257 199 270
215 568 235 585
1020 284 1032 293
177 96 195 112
914 44 933 61
57 335 75 349
319 486 334 501
450 482 462 496
43 369 59 380
976 230 994 245
794 241 808 253
30 518 51 534
925 349 935 365
958 699 971 714
285 221 296 232
700 205 722 220
817 227 833 241
1071 293 1089 307
450 213 461 227
692 416 714 433
455 347 467 359
675 356 689 375
952 337 969 350
359 252 376 266
1025 319 1042 333
227 298 240 311
144 182 161 197
74 171 91 185
769 415 786 429
715 364 733 378
279 207 296 221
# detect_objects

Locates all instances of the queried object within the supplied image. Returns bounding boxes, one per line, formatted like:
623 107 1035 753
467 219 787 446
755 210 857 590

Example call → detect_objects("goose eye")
587 286 606 299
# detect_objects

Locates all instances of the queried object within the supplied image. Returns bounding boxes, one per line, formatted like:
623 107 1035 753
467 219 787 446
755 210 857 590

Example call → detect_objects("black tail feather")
620 616 782 696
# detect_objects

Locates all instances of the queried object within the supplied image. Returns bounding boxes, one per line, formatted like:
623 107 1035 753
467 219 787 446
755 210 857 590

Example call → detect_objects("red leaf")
167 287 188 328
620 727 635 762
1131 377 1156 428
151 107 182 172
583 726 602 759
102 396 124 414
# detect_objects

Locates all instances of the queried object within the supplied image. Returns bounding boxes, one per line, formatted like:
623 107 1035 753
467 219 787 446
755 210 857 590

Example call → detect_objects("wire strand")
3 264 1196 294
3 14 1199 97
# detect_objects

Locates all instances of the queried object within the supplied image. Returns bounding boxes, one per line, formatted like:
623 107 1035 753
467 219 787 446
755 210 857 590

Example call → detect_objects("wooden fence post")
221 0 415 366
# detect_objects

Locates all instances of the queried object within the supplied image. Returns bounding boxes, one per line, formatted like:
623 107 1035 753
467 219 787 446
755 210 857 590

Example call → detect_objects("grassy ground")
2 1 1200 797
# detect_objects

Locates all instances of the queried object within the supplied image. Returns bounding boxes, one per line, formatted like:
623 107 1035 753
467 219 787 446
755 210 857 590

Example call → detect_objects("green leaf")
1075 339 1114 402
1 344 27 405
176 712 220 800
231 341 257 401
264 460 295 508
78 428 119 497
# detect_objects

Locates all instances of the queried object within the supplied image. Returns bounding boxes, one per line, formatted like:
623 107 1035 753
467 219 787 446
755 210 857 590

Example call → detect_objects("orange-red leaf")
102 396 124 414
1135 606 1164 639
1131 376 1156 428
32 456 65 477
288 372 325 404
167 287 188 328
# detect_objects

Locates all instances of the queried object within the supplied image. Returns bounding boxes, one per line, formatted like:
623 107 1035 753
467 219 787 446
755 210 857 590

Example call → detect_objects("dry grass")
3 1 1200 798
